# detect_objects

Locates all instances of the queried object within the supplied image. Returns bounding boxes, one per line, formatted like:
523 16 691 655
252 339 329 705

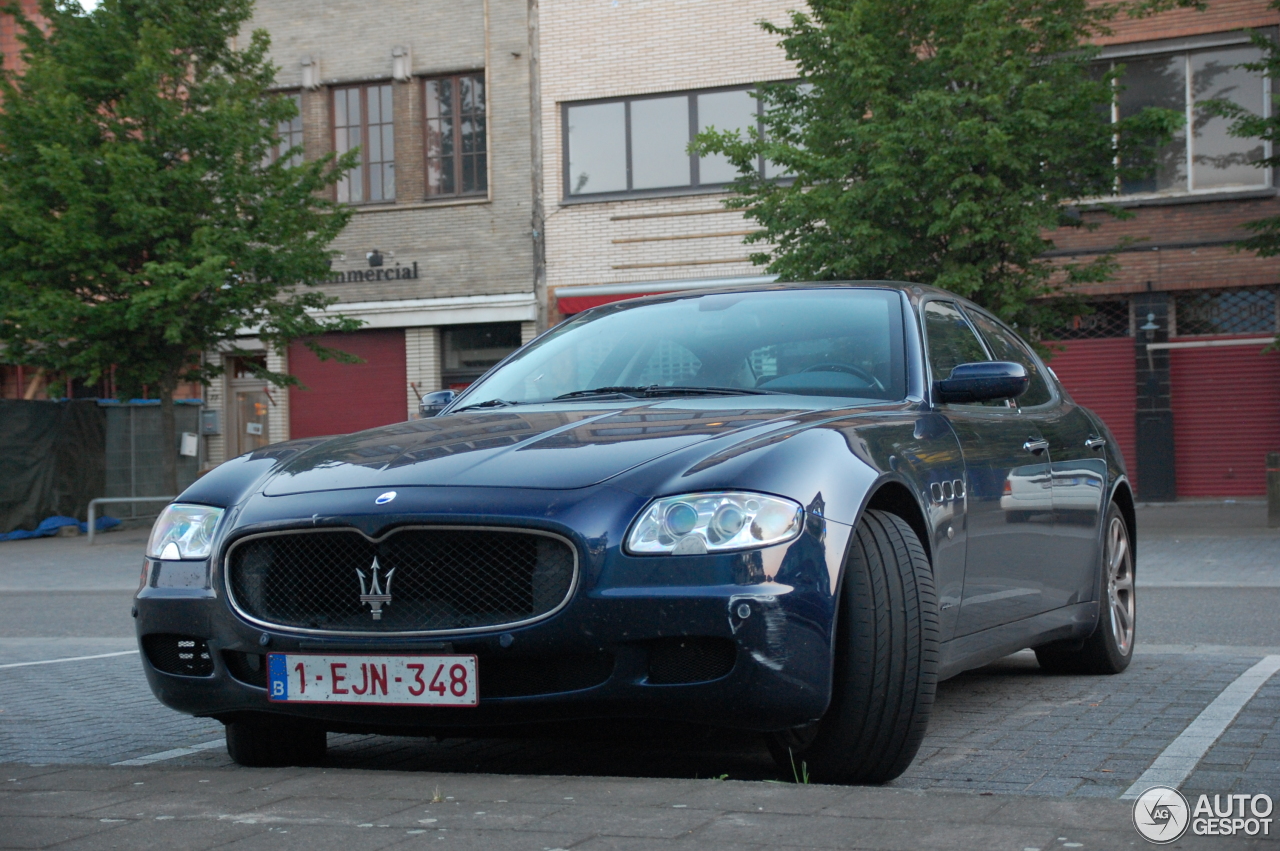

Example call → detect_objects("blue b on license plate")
266 653 478 707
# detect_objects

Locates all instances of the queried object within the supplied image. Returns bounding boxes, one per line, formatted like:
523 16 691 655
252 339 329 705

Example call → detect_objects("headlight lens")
146 504 224 560
626 492 804 555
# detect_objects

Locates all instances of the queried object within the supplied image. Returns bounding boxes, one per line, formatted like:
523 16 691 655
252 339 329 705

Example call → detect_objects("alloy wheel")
1105 515 1134 656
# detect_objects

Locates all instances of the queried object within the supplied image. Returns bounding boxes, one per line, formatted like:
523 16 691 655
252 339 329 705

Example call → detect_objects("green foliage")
0 0 361 402
692 0 1191 332
1200 3 1280 260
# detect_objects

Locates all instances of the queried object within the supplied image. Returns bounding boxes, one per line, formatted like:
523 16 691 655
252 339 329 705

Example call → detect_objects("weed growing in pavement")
788 749 810 784
431 785 443 804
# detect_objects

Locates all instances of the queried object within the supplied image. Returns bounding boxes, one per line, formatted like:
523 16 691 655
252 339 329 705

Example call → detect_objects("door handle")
1023 438 1049 455
1085 436 1107 451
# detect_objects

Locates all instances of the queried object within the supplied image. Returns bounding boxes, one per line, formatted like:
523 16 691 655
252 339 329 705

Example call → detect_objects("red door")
288 330 407 439
1046 338 1138 494
1170 339 1280 497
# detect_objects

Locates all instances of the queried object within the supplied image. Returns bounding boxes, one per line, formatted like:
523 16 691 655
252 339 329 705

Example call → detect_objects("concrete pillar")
266 346 290 444
405 327 442 418
203 355 227 467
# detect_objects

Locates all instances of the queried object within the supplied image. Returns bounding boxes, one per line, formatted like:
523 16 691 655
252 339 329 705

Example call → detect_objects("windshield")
453 288 908 409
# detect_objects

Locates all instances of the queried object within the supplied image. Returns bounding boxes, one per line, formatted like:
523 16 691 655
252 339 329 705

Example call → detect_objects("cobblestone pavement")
0 504 1276 849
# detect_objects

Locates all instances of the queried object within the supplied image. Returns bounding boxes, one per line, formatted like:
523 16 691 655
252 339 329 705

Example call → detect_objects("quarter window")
1102 41 1270 196
334 83 395 204
425 73 487 197
563 87 769 198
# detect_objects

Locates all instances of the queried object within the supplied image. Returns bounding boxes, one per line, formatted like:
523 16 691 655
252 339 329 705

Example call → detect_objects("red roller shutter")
289 329 407 439
1171 339 1280 497
1046 338 1138 493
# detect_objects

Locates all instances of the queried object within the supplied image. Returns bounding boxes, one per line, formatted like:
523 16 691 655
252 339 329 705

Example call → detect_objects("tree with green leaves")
1203 1 1280 323
0 0 360 493
693 0 1193 336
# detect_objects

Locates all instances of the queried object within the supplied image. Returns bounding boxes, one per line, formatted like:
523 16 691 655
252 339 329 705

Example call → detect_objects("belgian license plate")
266 653 478 707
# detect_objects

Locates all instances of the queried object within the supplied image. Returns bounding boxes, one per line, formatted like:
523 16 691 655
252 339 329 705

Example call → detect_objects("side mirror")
418 389 456 418
934 361 1028 405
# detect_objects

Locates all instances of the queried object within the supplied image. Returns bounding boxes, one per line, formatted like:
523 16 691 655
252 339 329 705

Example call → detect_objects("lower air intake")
647 637 736 684
143 634 214 677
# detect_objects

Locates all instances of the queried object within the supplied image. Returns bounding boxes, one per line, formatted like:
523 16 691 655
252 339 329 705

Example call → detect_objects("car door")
921 300 1055 637
967 310 1105 610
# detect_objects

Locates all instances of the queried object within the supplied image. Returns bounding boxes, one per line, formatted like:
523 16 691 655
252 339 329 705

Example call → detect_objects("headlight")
146 504 224 560
626 492 804 555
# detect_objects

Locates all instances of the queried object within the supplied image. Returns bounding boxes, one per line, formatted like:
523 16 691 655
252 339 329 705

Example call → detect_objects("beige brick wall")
246 0 536 308
520 320 537 345
404 327 442 418
203 356 226 469
540 0 800 294
266 347 291 444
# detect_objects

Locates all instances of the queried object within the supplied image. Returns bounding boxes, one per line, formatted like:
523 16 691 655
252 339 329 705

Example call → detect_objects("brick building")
538 0 1280 501
194 0 540 464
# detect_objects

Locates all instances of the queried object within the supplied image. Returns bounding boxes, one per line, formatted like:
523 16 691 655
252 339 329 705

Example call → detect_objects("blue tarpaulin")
0 514 120 542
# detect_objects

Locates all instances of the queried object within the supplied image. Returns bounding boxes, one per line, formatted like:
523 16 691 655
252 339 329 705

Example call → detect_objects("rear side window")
966 311 1054 408
923 301 989 380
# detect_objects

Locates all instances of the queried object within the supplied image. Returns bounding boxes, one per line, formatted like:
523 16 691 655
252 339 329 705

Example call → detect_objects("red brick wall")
1 0 42 73
1096 0 1278 46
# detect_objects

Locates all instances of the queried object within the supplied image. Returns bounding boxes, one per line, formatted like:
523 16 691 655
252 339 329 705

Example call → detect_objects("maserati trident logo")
356 557 395 620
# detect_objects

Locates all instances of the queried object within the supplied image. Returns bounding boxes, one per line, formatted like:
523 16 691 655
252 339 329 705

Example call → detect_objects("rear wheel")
225 720 327 767
1035 502 1134 675
766 510 939 784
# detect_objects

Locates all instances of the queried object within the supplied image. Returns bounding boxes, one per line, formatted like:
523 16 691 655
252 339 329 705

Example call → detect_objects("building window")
1101 39 1271 197
334 83 395 204
442 323 522 389
562 86 776 199
1174 287 1278 336
424 73 487 197
267 92 303 167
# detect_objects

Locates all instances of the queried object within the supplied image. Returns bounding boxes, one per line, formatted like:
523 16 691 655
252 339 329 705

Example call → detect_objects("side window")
923 301 990 381
967 311 1054 408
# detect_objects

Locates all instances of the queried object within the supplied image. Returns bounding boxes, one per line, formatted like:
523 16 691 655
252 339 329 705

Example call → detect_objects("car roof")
575 280 971 316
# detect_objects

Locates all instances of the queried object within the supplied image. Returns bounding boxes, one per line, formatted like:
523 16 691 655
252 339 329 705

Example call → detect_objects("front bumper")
134 483 852 734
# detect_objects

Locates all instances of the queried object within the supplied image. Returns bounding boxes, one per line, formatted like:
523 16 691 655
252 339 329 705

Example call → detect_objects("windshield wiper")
451 398 522 413
554 385 778 401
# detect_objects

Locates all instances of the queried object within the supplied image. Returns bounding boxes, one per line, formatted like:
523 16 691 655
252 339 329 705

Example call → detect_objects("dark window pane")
924 301 990 379
1192 45 1267 190
567 101 627 194
1176 288 1277 336
697 89 757 184
630 96 691 189
1117 54 1187 194
968 312 1054 407
474 153 487 192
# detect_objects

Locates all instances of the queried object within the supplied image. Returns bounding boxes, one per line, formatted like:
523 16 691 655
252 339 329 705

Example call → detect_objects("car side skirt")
937 601 1099 681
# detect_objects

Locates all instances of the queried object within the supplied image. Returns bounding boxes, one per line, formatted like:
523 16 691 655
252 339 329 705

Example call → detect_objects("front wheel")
766 510 939 784
225 720 326 767
1036 502 1135 675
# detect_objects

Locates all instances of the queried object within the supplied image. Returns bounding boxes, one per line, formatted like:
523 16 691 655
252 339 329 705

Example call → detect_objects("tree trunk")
159 380 180 496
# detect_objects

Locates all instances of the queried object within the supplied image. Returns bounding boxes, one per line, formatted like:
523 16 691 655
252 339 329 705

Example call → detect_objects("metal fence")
102 402 202 520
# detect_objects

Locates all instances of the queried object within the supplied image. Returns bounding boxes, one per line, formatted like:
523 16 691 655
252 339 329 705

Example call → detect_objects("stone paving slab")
0 765 1269 850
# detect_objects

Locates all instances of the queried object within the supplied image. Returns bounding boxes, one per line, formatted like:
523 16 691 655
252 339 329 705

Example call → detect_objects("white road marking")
112 740 224 766
1121 654 1280 799
0 650 138 670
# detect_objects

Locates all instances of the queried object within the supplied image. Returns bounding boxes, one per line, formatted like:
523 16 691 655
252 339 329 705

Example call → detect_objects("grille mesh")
227 528 575 633
647 637 736 684
143 634 214 677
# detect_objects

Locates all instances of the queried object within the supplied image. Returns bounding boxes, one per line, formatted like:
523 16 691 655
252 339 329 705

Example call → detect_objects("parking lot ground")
0 502 1276 849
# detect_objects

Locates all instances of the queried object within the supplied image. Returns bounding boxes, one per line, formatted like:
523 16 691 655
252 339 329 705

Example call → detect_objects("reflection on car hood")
260 399 821 495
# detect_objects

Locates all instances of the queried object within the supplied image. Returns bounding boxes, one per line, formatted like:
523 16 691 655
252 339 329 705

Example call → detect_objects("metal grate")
227 527 576 634
1057 300 1132 340
1175 287 1278 336
647 637 737 684
143 633 214 677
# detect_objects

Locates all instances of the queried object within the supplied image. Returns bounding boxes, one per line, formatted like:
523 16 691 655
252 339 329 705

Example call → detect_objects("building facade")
538 0 1280 501
201 0 540 465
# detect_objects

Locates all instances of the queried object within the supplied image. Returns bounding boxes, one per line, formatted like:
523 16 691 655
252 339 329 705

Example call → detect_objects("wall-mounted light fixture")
366 249 384 268
1140 312 1159 342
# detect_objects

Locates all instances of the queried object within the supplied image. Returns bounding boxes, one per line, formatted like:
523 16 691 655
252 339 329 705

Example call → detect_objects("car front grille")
226 527 576 634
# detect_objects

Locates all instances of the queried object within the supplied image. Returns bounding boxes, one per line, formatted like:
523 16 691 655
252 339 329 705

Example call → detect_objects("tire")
766 510 939 784
225 720 327 767
1035 502 1135 675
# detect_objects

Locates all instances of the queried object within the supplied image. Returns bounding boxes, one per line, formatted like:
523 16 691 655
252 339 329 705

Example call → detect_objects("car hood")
260 398 825 496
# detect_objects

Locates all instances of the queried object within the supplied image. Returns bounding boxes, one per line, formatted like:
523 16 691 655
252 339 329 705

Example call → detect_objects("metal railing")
87 496 175 545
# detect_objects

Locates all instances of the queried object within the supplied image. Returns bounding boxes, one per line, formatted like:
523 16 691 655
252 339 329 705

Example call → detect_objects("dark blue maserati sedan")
136 282 1136 783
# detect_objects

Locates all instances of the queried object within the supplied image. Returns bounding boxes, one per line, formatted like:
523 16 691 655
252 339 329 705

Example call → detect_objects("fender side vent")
647 637 736 685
